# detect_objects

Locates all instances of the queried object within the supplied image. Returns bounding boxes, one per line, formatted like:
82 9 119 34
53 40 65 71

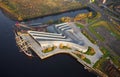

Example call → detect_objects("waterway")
0 8 97 77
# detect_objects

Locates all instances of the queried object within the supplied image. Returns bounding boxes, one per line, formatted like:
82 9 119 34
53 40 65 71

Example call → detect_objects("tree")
59 43 64 49
18 16 23 21
80 54 85 60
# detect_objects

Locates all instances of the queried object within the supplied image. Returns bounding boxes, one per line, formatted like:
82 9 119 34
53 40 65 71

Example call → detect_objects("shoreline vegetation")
0 0 88 21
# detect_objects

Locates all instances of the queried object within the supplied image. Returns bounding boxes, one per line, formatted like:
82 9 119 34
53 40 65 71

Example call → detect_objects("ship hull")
14 30 33 57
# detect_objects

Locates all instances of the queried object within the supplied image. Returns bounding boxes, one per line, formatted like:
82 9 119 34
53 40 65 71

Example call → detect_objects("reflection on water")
29 9 88 23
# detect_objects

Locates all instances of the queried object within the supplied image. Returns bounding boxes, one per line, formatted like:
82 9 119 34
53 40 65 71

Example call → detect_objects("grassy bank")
0 0 84 21
0 2 18 20
75 23 84 29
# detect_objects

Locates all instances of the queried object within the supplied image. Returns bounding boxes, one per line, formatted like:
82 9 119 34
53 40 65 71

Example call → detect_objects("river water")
0 9 97 77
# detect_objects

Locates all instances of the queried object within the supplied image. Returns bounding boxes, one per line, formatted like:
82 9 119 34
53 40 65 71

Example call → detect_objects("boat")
14 21 49 57
14 22 42 57
15 29 33 56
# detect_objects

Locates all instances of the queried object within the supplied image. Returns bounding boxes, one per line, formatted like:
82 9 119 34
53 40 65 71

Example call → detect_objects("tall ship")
14 22 47 57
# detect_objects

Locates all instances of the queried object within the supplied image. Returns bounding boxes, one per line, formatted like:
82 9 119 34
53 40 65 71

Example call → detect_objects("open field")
0 0 83 20
88 25 105 42
81 30 96 44
89 21 120 41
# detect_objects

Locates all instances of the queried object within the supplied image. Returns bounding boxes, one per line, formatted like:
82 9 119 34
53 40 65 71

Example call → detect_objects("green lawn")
42 48 53 53
88 25 105 41
85 47 95 56
75 23 84 29
74 53 91 64
82 30 96 44
60 46 71 50
42 46 56 53
110 55 120 68
89 21 120 40
100 47 110 55
87 12 101 24
83 58 91 64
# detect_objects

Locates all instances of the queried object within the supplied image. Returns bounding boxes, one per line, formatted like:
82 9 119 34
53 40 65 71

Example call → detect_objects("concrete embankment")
36 51 108 77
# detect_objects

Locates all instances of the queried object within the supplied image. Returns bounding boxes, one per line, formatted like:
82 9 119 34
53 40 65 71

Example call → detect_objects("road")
82 2 120 57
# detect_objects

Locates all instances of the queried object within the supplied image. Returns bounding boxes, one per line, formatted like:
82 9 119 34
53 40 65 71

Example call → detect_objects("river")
0 9 97 77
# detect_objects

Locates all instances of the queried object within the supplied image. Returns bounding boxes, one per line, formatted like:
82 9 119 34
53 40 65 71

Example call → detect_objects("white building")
27 22 88 53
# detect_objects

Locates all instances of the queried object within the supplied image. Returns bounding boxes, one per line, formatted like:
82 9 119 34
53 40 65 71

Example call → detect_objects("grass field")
75 23 84 28
88 25 105 41
82 30 96 44
88 20 120 41
0 0 82 20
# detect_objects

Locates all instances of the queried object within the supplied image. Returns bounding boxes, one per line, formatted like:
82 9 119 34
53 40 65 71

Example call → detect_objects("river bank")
0 1 87 21
0 2 18 20
0 3 94 22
